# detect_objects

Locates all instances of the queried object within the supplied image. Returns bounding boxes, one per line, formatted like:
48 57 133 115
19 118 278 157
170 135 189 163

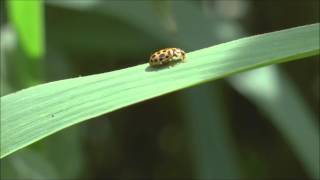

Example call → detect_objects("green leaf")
1 149 60 179
1 23 319 158
229 67 320 178
7 0 45 60
181 84 241 179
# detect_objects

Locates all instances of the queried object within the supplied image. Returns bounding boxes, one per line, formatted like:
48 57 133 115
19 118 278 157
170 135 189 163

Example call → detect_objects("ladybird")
149 48 186 66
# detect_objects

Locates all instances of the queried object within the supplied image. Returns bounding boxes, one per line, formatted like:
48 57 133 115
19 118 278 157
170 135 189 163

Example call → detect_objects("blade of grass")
40 126 84 179
170 2 241 178
229 66 320 179
1 23 319 158
7 0 44 60
48 5 238 176
181 84 241 179
0 149 59 179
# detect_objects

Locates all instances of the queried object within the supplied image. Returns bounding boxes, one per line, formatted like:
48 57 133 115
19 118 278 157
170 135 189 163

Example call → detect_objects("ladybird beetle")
149 48 186 66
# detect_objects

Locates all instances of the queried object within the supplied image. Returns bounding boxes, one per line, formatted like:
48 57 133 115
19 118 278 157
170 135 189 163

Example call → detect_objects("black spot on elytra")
151 54 156 58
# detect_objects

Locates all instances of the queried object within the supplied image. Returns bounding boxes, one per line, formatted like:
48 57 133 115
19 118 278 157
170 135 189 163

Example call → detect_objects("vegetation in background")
1 1 319 179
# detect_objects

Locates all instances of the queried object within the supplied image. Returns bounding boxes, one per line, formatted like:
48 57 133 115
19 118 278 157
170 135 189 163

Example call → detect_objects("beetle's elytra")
149 48 186 67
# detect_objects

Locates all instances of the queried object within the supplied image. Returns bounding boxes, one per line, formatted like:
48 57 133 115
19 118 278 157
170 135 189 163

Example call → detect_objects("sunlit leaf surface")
1 23 319 158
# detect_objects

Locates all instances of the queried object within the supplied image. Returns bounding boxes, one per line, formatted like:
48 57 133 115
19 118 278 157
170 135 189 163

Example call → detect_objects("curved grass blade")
229 67 320 178
7 0 44 60
1 23 319 158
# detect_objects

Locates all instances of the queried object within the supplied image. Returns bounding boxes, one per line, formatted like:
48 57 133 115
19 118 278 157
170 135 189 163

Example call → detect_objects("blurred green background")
1 0 319 179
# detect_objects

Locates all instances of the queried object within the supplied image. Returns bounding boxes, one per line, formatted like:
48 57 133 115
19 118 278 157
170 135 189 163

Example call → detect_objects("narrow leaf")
8 0 44 59
1 23 319 158
229 67 320 178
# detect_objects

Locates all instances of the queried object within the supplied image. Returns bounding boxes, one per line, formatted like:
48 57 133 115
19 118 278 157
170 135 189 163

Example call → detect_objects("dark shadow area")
145 61 182 72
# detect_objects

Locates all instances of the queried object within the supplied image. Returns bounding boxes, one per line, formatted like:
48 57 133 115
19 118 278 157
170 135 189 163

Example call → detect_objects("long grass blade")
1 23 319 158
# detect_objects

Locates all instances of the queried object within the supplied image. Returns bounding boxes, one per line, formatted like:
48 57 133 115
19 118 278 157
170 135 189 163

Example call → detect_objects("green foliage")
7 0 44 60
1 23 318 159
230 67 320 178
